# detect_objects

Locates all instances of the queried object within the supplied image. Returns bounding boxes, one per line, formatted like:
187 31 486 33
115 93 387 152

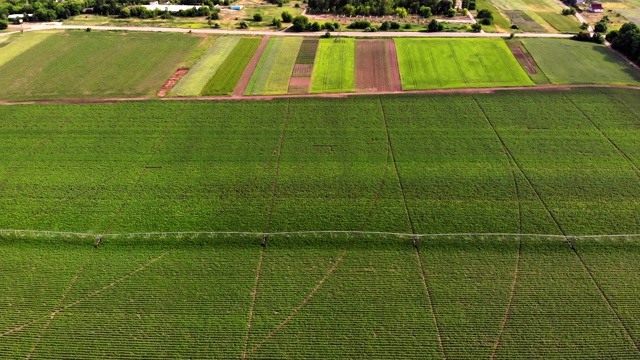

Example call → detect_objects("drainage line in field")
379 98 447 360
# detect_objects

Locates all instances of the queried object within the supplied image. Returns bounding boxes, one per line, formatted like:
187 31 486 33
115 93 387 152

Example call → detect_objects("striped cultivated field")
245 37 303 95
310 38 356 93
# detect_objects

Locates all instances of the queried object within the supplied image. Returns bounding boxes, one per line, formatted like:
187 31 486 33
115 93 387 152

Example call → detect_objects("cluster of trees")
0 0 221 21
290 14 340 31
306 0 457 17
0 0 84 22
607 22 640 64
561 7 576 15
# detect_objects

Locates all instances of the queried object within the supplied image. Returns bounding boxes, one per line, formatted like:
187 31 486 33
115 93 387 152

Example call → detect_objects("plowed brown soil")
355 39 402 92
157 68 189 97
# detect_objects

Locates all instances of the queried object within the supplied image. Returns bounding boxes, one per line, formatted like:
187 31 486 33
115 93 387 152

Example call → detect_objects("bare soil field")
355 39 394 92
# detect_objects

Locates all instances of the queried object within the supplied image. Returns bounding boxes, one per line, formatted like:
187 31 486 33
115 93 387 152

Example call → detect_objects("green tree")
420 5 432 17
292 15 309 31
253 13 263 21
427 18 442 31
395 7 407 18
281 11 293 22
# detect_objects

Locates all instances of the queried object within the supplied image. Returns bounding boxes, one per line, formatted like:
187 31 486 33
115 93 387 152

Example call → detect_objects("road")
2 22 575 38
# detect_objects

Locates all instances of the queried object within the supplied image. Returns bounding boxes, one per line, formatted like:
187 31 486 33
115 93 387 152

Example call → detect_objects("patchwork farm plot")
488 0 581 33
310 38 356 93
394 38 534 90
2 87 640 358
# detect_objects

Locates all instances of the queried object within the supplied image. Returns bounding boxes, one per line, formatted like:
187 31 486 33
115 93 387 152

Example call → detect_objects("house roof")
590 3 604 9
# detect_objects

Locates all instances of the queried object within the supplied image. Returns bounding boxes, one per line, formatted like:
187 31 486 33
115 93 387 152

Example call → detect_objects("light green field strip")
395 38 533 90
522 39 640 85
491 0 562 12
537 12 581 33
310 38 355 93
246 37 302 95
0 31 56 68
170 36 240 96
244 37 279 95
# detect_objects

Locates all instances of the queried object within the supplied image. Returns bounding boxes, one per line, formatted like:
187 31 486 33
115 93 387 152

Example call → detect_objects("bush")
580 22 589 30
281 11 292 22
0 20 9 30
380 21 390 30
238 20 249 29
427 19 443 32
86 27 91 32
291 15 309 31
469 0 476 10
594 21 607 33
323 31 331 38
477 9 493 22
446 8 456 17
572 31 604 43
481 17 493 25
311 21 321 31
471 22 482 32
272 18 282 28
510 23 519 29
347 20 372 29
390 21 401 29
210 11 220 20
404 23 412 29
562 8 576 15
253 13 263 21
420 6 432 17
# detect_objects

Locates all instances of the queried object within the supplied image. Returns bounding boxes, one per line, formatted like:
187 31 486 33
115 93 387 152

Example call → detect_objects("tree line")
306 0 456 17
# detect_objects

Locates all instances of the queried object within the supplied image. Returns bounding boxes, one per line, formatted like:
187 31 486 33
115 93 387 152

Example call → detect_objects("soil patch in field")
157 68 189 97
507 41 538 75
288 38 319 94
386 39 402 92
234 36 270 97
355 39 402 92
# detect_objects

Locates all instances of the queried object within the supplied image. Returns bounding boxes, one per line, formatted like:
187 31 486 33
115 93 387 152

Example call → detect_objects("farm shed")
589 3 604 12
231 5 243 10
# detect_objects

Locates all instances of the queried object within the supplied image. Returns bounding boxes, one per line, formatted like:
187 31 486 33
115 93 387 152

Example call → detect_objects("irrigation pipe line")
1 229 639 240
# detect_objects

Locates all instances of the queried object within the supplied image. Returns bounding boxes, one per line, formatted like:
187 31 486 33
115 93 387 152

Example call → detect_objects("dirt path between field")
1 84 638 106
233 35 270 97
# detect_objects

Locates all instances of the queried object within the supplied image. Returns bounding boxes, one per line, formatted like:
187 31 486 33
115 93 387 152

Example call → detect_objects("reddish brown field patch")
507 41 538 75
386 39 402 92
157 68 189 97
355 39 401 92
288 38 320 94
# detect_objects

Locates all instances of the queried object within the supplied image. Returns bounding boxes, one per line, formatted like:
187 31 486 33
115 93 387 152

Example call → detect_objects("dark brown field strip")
386 38 402 92
233 36 270 97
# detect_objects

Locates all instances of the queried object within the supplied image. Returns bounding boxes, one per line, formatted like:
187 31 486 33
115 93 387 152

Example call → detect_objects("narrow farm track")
379 98 448 360
475 95 525 359
241 245 266 360
1 85 639 106
473 95 640 357
246 252 347 357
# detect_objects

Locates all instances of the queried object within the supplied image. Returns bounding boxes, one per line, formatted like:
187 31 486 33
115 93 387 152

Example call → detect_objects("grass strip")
201 37 262 96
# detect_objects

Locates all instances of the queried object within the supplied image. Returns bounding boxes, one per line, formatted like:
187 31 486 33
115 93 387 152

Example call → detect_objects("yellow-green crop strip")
395 38 533 90
170 36 241 96
0 31 57 68
310 38 355 93
246 37 302 95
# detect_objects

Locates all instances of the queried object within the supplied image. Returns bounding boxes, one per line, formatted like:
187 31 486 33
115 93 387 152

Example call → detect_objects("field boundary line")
564 94 640 180
379 98 447 359
241 245 266 359
493 42 520 82
4 229 640 239
247 252 346 356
